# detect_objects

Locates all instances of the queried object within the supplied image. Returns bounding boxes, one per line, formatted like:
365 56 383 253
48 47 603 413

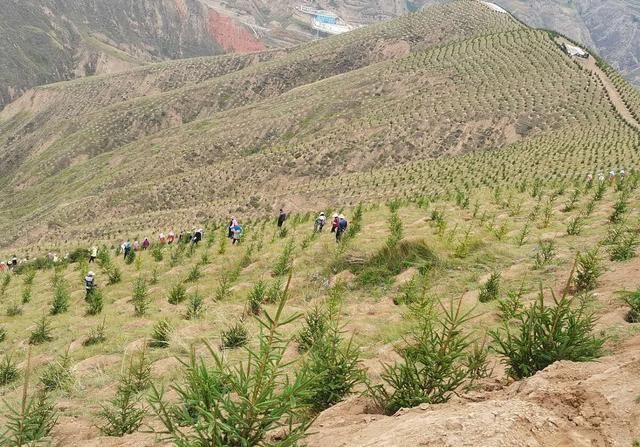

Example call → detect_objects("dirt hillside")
307 336 640 447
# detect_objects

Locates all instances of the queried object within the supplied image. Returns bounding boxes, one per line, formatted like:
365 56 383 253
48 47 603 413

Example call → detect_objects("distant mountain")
417 0 640 86
1 1 639 248
0 0 267 110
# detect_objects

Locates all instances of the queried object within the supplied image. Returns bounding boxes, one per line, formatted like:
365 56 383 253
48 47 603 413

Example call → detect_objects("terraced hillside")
0 1 639 251
0 174 639 445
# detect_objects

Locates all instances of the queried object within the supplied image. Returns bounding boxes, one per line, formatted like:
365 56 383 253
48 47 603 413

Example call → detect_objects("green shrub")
151 244 164 262
150 319 173 348
0 354 19 387
479 272 500 303
98 381 146 437
125 250 136 265
394 274 429 306
148 286 312 446
265 278 284 304
29 317 53 345
609 190 630 223
247 281 267 315
386 209 404 249
85 288 104 315
515 223 530 247
68 247 89 263
534 239 556 269
575 249 602 293
353 240 439 288
296 307 329 353
168 282 187 305
272 239 295 277
83 320 107 346
121 350 152 394
185 264 202 283
185 292 205 320
99 354 149 436
21 285 32 304
618 289 640 323
1 273 12 297
150 267 159 285
221 322 248 349
23 269 36 286
566 216 584 235
490 290 604 379
106 265 122 285
50 279 70 315
299 323 365 413
167 351 231 426
370 298 481 415
40 352 73 392
0 387 57 445
497 289 524 322
214 273 231 301
132 277 150 317
609 232 639 261
6 302 23 317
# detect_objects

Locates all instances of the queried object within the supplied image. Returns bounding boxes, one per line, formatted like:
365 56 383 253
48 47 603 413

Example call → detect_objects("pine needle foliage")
132 277 150 316
148 276 313 446
618 289 640 323
479 272 500 303
370 298 481 415
575 249 602 293
29 316 53 345
0 351 57 445
0 353 20 387
150 319 173 348
490 288 604 379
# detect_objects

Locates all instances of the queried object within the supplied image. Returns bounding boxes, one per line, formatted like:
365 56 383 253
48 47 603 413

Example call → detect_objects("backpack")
339 219 348 230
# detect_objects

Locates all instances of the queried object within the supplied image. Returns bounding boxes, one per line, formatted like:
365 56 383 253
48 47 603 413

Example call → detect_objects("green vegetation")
491 290 605 379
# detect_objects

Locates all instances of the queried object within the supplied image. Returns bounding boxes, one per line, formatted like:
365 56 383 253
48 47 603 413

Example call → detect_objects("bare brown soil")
306 336 640 447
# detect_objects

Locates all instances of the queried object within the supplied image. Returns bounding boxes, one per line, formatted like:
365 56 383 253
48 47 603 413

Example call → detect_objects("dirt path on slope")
558 37 640 131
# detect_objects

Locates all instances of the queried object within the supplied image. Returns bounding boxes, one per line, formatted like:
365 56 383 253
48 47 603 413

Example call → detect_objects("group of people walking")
313 212 349 242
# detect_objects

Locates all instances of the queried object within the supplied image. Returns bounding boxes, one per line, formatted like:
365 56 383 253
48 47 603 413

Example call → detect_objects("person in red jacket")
330 213 340 233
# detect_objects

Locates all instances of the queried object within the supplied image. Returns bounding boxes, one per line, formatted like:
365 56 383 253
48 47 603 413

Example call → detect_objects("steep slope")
0 1 639 249
307 337 640 446
418 0 640 86
0 0 265 110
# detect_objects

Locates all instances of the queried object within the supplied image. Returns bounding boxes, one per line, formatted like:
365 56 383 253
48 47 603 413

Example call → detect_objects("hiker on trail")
89 246 98 263
587 173 593 183
620 169 626 180
10 255 17 269
142 238 150 250
229 217 238 239
159 232 166 244
85 271 96 300
598 172 605 182
277 209 287 228
330 213 340 233
167 231 176 244
192 229 203 245
314 212 326 233
336 214 348 242
231 223 243 245
133 240 140 251
609 170 616 183
123 240 132 259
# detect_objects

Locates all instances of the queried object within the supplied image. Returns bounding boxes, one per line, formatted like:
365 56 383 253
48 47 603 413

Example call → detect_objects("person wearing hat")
314 212 326 233
336 214 349 242
85 271 96 300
